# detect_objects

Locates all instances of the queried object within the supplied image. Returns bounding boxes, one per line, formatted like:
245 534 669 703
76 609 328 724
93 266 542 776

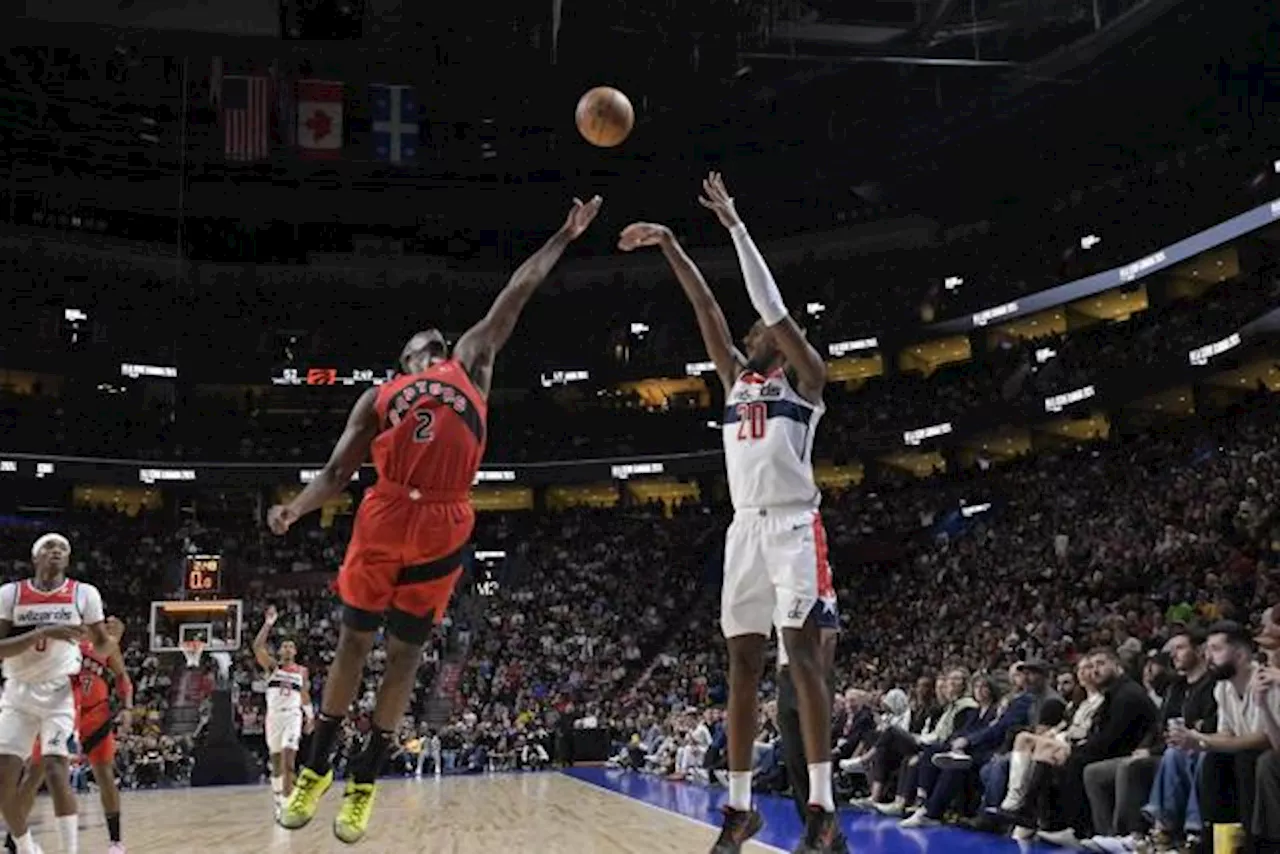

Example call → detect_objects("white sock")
728 771 753 811
808 761 835 812
13 832 36 854
271 775 284 796
56 814 78 854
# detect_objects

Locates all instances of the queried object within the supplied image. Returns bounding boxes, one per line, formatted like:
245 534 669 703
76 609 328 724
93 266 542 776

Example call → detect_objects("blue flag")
370 84 418 164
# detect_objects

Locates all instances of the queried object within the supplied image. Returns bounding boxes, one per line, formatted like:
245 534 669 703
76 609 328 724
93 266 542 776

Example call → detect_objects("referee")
776 598 849 851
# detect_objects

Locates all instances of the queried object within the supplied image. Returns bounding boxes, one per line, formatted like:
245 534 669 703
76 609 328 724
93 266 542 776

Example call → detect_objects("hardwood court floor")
24 773 784 854
24 770 1048 853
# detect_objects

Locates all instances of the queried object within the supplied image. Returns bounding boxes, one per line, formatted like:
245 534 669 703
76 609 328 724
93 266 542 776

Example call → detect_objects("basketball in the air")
575 86 634 148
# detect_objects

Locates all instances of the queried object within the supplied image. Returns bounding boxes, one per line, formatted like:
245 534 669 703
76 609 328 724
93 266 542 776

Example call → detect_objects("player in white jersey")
254 606 314 819
620 173 846 854
0 533 113 854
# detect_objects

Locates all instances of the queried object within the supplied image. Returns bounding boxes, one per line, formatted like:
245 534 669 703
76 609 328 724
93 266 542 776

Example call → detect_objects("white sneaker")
899 808 939 829
108 843 127 854
839 757 866 774
1012 826 1037 841
1084 836 1137 853
930 751 973 771
1037 827 1083 848
874 800 907 817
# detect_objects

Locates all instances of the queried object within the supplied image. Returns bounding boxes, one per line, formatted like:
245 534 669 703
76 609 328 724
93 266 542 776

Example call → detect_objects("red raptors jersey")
372 359 488 495
75 640 111 711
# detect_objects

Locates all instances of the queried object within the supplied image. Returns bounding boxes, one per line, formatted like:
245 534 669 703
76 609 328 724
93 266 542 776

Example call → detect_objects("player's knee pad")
341 603 382 634
385 607 434 647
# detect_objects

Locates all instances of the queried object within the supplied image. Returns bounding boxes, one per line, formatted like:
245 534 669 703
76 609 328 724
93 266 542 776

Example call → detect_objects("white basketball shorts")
265 711 303 754
721 507 834 639
0 678 77 760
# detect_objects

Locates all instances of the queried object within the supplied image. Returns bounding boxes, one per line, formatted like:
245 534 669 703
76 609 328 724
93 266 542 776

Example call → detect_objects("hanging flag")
296 79 343 159
221 74 271 161
370 84 418 164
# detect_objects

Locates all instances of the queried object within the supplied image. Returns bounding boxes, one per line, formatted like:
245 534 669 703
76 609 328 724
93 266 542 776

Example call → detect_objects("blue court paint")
565 767 1053 853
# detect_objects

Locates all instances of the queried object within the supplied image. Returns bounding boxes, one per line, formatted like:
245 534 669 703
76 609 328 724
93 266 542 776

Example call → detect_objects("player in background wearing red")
0 534 115 854
268 196 602 843
5 617 132 854
620 174 846 854
254 605 313 819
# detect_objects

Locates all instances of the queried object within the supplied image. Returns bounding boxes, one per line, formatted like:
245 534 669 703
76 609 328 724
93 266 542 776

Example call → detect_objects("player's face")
742 321 780 373
33 539 70 574
279 640 297 663
400 329 448 374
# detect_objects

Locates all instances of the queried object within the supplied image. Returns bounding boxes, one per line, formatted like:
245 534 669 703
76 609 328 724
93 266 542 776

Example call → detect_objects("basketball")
575 86 634 148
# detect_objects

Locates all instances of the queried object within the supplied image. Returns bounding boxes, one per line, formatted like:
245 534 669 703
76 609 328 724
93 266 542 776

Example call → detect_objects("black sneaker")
710 807 764 853
793 806 848 853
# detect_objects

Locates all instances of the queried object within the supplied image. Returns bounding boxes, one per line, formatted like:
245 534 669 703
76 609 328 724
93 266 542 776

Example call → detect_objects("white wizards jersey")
265 664 305 716
0 579 104 684
722 368 824 510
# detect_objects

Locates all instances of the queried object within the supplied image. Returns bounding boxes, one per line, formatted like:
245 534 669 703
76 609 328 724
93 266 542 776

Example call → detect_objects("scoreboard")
185 554 223 596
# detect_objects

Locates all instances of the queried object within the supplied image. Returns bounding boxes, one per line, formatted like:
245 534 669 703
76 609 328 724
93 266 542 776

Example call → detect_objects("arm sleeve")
728 223 788 326
77 583 105 624
0 584 16 621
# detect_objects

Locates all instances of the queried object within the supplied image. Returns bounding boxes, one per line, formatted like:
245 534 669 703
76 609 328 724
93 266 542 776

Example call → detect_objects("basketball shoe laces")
341 783 375 827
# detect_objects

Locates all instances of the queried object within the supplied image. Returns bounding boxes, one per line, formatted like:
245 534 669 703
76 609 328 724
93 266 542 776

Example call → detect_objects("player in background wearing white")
620 173 846 854
254 606 314 819
0 534 114 854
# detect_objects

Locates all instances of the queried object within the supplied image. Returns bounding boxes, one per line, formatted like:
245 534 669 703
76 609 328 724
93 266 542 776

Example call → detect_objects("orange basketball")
575 86 634 148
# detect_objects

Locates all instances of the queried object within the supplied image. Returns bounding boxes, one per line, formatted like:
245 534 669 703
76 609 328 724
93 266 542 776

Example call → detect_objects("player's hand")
267 504 298 536
618 222 672 252
698 172 742 230
264 605 278 626
304 716 315 736
36 625 84 644
561 195 603 240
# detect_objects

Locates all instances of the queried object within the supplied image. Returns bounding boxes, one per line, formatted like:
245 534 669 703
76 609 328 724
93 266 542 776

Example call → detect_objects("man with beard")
1028 648 1158 848
1176 621 1273 852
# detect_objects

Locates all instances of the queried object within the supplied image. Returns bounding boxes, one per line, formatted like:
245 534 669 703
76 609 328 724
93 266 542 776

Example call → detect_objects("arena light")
139 469 196 485
1188 332 1241 367
299 469 359 484
685 361 716 376
961 502 992 518
611 461 664 480
121 363 178 379
1119 250 1168 284
1080 234 1101 250
0 460 15 473
706 420 720 429
903 422 952 446
539 370 589 388
806 302 826 317
1035 347 1058 364
1044 385 1096 414
944 276 964 291
630 322 650 337
474 550 507 561
63 308 87 322
827 338 878 357
971 301 1018 328
35 463 55 479
473 470 516 483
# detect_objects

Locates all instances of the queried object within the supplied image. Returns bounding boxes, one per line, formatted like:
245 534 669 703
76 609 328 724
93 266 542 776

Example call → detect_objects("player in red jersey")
6 616 131 854
268 195 602 843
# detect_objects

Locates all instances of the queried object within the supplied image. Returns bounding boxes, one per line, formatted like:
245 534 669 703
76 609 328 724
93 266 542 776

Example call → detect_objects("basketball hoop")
181 639 206 669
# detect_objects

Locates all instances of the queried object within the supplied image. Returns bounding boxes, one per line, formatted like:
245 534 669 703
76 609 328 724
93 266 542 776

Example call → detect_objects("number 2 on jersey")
735 402 767 441
413 409 435 443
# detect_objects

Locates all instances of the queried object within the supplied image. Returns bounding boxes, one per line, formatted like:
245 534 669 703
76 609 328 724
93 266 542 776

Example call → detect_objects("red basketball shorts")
337 490 474 623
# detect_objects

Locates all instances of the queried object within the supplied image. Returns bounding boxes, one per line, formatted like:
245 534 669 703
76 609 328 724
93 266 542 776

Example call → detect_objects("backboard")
149 599 243 654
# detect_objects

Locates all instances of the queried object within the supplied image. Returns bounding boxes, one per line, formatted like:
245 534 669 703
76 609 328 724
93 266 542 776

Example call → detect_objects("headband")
31 533 70 559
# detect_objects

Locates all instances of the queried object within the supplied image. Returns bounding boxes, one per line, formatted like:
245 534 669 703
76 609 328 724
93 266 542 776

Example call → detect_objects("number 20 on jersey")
735 402 767 440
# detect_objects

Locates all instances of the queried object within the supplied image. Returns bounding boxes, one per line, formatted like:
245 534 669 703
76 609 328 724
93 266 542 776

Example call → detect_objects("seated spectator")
1188 621 1273 852
1029 648 1158 847
847 676 940 805
902 660 1064 828
997 655 1103 819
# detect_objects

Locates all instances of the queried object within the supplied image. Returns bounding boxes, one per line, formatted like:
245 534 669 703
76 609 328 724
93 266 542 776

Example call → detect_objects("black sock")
307 713 344 775
350 727 394 785
106 812 121 843
5 832 15 853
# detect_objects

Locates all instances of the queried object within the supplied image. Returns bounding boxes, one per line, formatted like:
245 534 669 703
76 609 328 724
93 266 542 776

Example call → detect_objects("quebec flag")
371 84 419 164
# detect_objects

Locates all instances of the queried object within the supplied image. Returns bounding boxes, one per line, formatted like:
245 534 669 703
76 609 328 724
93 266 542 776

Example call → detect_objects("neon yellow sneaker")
333 780 377 844
278 767 334 829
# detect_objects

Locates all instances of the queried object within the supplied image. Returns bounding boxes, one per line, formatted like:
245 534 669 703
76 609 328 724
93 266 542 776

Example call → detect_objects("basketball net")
181 638 206 669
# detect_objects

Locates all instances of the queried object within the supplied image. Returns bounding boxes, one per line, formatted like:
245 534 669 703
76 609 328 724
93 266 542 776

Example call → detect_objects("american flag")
221 75 271 161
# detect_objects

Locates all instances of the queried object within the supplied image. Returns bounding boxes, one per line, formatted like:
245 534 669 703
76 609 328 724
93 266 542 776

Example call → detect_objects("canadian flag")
296 79 343 159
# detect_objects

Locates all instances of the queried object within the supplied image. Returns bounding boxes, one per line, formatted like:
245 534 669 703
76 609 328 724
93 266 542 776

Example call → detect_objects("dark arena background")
1 0 1280 851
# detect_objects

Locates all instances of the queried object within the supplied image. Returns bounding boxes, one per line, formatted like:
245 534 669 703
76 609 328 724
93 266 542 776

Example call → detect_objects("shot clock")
185 554 223 596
